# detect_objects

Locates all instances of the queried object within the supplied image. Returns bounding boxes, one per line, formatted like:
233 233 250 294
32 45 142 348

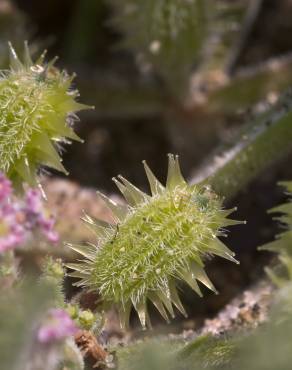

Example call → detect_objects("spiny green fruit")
0 42 90 188
67 155 242 329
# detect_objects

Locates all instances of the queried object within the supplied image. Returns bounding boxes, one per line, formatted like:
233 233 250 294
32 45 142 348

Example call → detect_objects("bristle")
67 243 97 261
23 40 33 67
132 299 147 328
112 177 136 206
208 239 239 264
190 263 217 293
178 269 203 297
156 288 175 319
8 41 22 70
119 302 132 330
166 154 186 189
36 49 47 65
143 160 164 195
148 292 170 322
117 175 149 205
81 213 111 238
169 280 187 317
97 191 128 221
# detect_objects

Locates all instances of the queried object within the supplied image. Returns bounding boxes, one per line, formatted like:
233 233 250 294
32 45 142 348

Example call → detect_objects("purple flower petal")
0 173 12 203
0 173 59 253
37 308 78 344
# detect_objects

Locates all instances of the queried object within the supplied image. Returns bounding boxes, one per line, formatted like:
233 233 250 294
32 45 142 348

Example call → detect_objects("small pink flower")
25 188 42 214
23 188 59 244
38 215 59 243
0 173 12 203
0 231 24 252
0 173 59 253
37 309 78 344
0 178 26 252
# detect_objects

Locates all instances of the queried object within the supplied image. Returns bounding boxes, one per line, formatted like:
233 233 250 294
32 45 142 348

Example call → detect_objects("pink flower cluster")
37 308 78 344
24 188 59 244
0 173 59 253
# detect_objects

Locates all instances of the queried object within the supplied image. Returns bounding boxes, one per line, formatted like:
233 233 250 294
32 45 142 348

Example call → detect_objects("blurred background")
8 0 292 189
3 0 292 325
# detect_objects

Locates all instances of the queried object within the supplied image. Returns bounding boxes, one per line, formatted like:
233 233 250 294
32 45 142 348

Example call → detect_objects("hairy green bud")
0 42 90 188
68 155 242 329
66 304 98 331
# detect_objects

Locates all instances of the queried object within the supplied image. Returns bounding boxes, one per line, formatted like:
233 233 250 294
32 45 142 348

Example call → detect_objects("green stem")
191 91 292 200
64 0 107 63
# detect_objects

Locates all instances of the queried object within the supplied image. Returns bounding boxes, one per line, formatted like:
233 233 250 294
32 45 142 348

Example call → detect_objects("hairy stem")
191 91 292 200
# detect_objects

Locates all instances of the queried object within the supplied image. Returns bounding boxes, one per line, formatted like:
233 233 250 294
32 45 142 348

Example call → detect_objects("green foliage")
62 339 85 370
115 284 292 370
259 182 292 287
108 0 263 100
177 334 235 369
0 43 90 189
110 0 210 91
231 303 292 370
208 55 292 113
0 277 85 370
116 339 180 370
0 279 55 370
116 333 236 370
41 258 101 333
187 301 292 370
40 257 66 306
0 249 18 284
68 154 242 328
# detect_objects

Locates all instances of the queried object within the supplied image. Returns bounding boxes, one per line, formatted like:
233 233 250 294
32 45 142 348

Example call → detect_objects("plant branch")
191 90 292 200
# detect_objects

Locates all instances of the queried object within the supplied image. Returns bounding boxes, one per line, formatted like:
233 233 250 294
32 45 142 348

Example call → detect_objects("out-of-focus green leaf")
208 54 292 113
0 279 55 370
109 0 250 96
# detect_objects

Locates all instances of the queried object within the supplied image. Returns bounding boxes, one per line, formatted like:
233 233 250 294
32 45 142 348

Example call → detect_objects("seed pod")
68 155 242 329
0 42 90 189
